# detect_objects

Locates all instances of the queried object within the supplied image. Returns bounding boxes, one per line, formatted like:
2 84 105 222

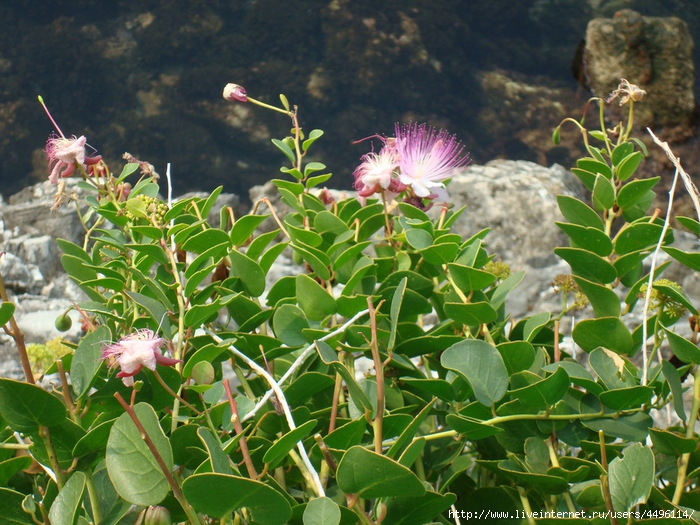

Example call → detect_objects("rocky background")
0 0 699 200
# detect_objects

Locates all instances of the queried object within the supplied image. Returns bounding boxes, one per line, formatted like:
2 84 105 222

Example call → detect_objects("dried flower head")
223 83 248 103
101 329 180 386
607 78 646 105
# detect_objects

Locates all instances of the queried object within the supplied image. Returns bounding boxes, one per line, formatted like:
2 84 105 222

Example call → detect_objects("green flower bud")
54 313 73 332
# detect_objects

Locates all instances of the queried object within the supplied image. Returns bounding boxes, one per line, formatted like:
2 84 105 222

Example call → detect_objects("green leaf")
447 263 497 292
592 173 615 211
508 367 570 409
71 325 111 400
302 129 324 152
273 304 310 346
264 419 317 470
557 195 604 230
615 151 644 182
589 348 634 390
611 142 635 166
441 340 508 406
663 326 700 364
608 443 654 512
573 318 632 354
661 359 687 421
556 222 613 256
522 311 550 342
230 214 270 246
577 157 612 179
599 386 653 411
0 488 35 524
616 177 660 210
0 378 67 431
125 290 171 334
383 491 457 525
296 274 336 321
0 302 15 326
272 138 296 164
337 445 426 498
197 427 233 475
554 247 617 284
228 249 266 297
649 427 696 455
182 473 292 523
292 242 332 281
614 222 667 255
405 228 433 250
446 414 503 440
106 403 173 506
48 472 86 525
663 246 700 271
388 277 407 352
573 276 621 317
303 497 340 525
444 302 498 326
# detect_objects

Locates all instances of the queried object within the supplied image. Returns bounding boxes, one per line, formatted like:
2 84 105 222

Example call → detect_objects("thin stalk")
38 425 65 489
0 270 35 384
367 297 385 453
223 379 258 479
85 469 103 524
673 370 700 504
517 487 537 525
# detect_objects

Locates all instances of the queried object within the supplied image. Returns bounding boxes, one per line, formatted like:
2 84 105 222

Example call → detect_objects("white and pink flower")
45 135 102 184
102 329 180 386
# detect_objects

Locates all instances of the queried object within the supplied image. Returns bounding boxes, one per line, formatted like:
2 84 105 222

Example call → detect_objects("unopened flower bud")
223 83 247 103
143 505 171 525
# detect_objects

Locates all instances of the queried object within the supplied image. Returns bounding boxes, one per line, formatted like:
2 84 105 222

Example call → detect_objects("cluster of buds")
123 194 169 225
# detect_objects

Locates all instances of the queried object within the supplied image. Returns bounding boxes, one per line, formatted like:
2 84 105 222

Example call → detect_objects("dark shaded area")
0 1 696 199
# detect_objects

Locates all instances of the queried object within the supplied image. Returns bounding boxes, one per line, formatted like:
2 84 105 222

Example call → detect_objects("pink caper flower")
45 135 102 184
101 329 180 386
353 143 402 197
222 83 248 103
394 122 470 198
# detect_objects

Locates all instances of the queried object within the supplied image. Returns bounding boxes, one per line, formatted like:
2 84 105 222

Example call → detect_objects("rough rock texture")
584 9 695 126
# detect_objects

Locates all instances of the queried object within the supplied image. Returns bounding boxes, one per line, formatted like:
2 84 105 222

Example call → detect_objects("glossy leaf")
183 473 291 523
572 317 632 354
663 327 700 364
263 419 317 470
614 222 667 255
273 304 310 346
573 276 621 317
556 195 604 230
615 151 644 182
228 249 266 297
337 446 425 498
554 247 617 284
0 378 66 431
592 173 615 211
617 177 660 210
441 340 508 406
0 302 15 326
556 222 613 257
296 274 336 321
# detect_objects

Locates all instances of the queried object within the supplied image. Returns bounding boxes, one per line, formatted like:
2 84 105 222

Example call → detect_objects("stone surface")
584 9 695 126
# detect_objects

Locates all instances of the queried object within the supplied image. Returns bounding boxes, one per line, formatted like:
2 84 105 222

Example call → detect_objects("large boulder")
583 9 695 127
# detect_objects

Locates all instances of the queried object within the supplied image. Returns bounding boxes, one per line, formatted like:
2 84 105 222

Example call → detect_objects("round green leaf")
441 340 508 406
663 326 700 364
556 222 613 257
599 386 653 411
228 249 266 297
614 222 667 255
508 367 570 409
71 325 111 400
273 304 310 346
0 378 67 431
303 497 341 525
615 151 644 182
573 276 621 317
572 317 632 354
106 403 173 506
182 473 292 523
617 177 660 210
336 446 426 499
592 173 615 211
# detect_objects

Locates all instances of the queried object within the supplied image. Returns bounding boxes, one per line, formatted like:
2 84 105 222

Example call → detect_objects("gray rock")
584 9 695 127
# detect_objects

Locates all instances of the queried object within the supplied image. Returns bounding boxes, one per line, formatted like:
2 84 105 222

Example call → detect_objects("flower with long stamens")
353 140 404 197
394 122 470 198
101 329 180 386
45 135 102 184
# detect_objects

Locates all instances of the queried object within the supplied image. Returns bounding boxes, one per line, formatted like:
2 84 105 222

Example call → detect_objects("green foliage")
1 83 699 524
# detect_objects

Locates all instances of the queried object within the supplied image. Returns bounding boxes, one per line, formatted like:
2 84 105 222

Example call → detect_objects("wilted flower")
45 135 102 184
223 83 248 103
353 140 405 197
606 78 646 105
102 329 180 386
394 123 470 198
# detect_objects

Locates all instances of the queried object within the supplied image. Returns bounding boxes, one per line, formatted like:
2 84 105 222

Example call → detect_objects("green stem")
38 425 65 489
85 469 103 524
673 368 700 504
517 487 537 525
367 297 385 454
